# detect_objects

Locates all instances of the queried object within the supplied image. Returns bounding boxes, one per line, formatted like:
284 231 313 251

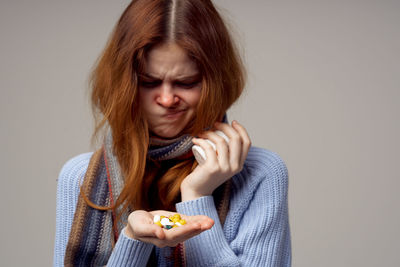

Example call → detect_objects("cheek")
138 90 153 116
139 89 151 103
185 90 202 107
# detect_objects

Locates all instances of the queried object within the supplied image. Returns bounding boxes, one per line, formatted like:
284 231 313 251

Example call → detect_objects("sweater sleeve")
53 153 153 267
175 152 291 267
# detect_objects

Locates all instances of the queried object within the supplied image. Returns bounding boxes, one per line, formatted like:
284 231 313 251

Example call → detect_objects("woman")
54 0 291 266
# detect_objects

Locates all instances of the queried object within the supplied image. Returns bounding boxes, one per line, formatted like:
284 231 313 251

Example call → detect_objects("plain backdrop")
1 0 399 266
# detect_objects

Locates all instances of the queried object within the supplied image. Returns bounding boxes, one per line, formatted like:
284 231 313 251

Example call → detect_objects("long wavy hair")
87 0 246 217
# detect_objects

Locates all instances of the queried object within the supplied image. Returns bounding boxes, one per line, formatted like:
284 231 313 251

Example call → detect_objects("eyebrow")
138 73 201 81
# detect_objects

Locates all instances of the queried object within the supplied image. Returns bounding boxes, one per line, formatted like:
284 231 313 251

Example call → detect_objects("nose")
156 84 179 108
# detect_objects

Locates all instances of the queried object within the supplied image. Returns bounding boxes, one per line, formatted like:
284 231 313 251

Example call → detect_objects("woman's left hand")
124 210 214 247
181 120 251 201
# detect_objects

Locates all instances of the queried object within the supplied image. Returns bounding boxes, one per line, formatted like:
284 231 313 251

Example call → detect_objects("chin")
150 118 194 139
151 128 185 139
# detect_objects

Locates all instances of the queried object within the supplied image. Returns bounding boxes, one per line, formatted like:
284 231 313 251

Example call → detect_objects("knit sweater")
54 146 291 266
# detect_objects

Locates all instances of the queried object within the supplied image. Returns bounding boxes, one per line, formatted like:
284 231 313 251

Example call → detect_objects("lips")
163 109 186 119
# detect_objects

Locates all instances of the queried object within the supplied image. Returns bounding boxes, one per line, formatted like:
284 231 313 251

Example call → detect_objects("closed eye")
140 80 162 88
174 81 201 89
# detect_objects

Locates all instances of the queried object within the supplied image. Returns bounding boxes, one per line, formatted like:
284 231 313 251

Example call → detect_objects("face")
138 42 202 139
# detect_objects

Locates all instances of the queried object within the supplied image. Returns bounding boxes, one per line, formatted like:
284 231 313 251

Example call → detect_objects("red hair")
88 0 246 216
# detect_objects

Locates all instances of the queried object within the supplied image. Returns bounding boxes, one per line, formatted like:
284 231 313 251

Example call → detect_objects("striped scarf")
64 131 230 266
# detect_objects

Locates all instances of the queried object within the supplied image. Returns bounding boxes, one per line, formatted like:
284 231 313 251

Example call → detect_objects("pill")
153 213 187 230
171 217 180 223
192 130 229 164
153 215 161 223
161 218 171 226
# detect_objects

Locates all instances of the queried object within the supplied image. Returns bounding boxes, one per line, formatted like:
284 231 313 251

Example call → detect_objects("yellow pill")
173 214 181 220
179 219 186 225
171 217 180 223
155 221 163 228
172 225 179 228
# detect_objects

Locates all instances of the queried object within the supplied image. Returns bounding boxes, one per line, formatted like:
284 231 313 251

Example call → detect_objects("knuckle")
203 141 213 149
208 164 219 173
215 135 226 143
220 166 229 173
244 139 251 147
237 165 244 173
231 163 240 172
231 135 241 143
157 242 166 248
215 138 225 147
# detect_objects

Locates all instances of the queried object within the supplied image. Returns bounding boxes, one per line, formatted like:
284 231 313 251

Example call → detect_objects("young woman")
54 0 291 266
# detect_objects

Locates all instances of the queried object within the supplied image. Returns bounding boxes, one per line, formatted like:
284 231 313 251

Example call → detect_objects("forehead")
143 43 199 78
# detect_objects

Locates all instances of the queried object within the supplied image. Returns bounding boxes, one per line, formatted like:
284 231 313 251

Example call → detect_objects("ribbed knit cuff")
176 196 239 266
176 196 220 222
107 229 154 267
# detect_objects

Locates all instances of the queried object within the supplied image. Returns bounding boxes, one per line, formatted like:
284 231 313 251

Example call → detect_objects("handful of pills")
153 214 187 230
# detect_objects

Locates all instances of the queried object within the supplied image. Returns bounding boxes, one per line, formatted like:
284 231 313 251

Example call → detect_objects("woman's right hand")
123 210 214 247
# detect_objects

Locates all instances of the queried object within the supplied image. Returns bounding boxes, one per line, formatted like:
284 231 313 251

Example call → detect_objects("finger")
151 216 214 246
150 222 200 246
199 217 214 230
199 131 229 168
167 221 202 239
141 226 202 248
139 236 169 248
231 120 251 166
166 225 203 244
192 137 218 164
138 224 199 247
174 216 214 240
184 215 214 230
139 224 203 247
132 220 165 240
214 122 242 169
189 215 214 231
127 210 165 239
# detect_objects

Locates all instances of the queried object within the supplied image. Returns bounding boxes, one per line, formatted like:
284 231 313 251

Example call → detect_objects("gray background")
1 0 399 266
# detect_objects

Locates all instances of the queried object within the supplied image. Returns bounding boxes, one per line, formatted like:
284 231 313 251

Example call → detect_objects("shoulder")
243 146 288 185
57 152 94 194
232 146 289 200
245 146 288 173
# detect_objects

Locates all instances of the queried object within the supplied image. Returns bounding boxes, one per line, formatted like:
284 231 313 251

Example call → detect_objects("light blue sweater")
54 146 291 266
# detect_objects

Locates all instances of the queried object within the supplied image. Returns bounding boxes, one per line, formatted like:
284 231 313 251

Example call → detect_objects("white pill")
153 215 161 223
160 218 174 226
215 130 229 143
175 222 182 226
160 218 170 226
192 130 229 164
